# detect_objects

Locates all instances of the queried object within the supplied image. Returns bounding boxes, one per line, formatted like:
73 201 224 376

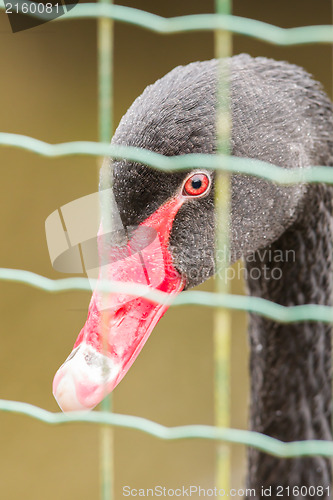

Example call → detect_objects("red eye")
183 173 210 197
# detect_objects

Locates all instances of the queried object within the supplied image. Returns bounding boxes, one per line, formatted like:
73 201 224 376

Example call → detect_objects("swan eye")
183 173 210 197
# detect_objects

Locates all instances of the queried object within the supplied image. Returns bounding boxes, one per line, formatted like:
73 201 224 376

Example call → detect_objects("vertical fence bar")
97 0 114 498
214 0 232 493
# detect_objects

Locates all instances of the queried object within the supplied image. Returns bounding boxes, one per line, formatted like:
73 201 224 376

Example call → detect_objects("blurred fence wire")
1 397 333 458
0 1 332 43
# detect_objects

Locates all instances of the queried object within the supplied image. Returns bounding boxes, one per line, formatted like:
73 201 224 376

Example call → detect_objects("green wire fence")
0 2 332 499
97 0 113 496
214 0 232 490
1 2 332 43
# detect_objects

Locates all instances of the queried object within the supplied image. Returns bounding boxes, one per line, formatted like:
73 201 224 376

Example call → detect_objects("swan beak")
53 196 185 412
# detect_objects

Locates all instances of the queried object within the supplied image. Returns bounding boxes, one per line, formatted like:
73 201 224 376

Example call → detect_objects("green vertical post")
97 0 114 498
214 0 232 493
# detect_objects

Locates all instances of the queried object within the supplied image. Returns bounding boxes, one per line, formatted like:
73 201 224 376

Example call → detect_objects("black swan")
52 54 333 498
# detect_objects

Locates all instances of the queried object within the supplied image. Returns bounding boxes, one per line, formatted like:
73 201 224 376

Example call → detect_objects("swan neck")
245 185 333 497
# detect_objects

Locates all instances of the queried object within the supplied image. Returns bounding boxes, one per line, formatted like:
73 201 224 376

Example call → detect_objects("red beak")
53 195 185 411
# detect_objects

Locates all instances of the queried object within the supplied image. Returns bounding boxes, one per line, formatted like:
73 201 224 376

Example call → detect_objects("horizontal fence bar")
1 268 333 324
0 2 332 44
1 133 333 185
0 398 332 458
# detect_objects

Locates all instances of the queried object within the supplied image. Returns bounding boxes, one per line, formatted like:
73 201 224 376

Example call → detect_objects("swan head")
53 55 330 411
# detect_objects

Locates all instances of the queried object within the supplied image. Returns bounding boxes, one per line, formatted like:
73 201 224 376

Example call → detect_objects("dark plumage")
107 54 333 498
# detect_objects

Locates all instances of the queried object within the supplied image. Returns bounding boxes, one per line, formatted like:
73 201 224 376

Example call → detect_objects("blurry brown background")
0 1 332 499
